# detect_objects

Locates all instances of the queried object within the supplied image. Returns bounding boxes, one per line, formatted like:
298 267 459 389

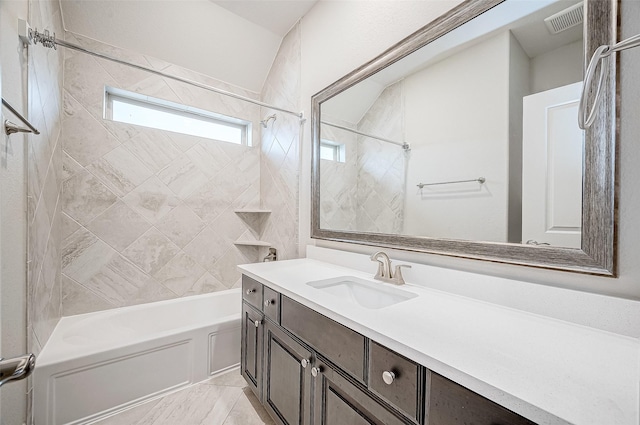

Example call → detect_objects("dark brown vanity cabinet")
262 319 313 425
241 302 264 399
240 275 537 425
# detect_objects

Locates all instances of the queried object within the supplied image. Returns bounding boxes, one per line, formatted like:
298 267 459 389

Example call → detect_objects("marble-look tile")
122 176 180 223
132 383 242 425
209 248 242 288
61 151 83 181
183 272 228 297
153 252 206 296
122 228 181 275
61 213 81 240
122 130 181 173
153 203 207 248
64 49 116 119
203 370 246 388
157 154 209 199
62 228 117 284
61 274 114 316
93 398 162 425
62 92 120 166
166 132 200 152
87 146 153 197
86 201 152 251
223 387 275 425
84 254 174 306
182 226 229 273
184 180 232 223
63 169 118 225
30 194 51 286
184 142 231 179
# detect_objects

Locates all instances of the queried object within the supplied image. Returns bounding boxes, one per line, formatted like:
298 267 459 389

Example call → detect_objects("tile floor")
93 369 274 425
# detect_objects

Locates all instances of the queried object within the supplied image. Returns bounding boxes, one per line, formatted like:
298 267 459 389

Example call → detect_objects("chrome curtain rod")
28 28 304 120
321 120 410 150
2 97 40 135
417 177 485 189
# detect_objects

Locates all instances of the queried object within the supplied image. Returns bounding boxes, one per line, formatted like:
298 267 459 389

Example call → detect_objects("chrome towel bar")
417 177 485 189
2 97 40 135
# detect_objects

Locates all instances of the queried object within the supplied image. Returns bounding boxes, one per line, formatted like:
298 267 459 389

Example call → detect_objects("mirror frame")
311 0 618 276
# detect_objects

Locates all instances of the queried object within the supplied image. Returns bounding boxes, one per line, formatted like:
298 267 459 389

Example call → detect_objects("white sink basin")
306 276 418 309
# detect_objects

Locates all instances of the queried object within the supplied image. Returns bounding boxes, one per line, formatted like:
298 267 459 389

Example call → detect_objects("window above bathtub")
104 87 252 145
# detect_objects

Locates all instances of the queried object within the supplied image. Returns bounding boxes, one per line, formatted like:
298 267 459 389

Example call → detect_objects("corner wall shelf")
234 240 272 247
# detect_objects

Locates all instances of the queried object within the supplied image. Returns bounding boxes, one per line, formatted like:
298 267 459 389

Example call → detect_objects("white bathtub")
34 289 241 425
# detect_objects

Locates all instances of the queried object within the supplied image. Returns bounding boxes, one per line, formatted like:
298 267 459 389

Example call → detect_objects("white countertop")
239 258 639 425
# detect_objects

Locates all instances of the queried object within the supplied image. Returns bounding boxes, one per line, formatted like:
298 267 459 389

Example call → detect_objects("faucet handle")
392 264 411 285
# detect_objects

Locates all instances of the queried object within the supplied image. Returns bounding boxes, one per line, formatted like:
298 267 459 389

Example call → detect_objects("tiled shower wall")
60 33 264 315
260 24 301 260
28 0 64 356
319 82 406 233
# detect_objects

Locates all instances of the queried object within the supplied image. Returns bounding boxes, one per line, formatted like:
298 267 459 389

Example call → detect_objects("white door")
522 82 583 248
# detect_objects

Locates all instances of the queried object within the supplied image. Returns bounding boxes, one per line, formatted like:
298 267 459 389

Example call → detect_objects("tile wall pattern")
27 0 65 358
259 24 302 260
319 82 406 233
61 33 265 315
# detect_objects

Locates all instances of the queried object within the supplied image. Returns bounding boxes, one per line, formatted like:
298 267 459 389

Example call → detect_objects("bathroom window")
105 87 251 145
320 139 346 163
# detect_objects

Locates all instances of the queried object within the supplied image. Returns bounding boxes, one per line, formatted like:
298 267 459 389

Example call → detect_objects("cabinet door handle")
254 319 262 328
264 299 274 307
246 288 256 295
300 358 310 368
382 371 395 385
311 366 323 377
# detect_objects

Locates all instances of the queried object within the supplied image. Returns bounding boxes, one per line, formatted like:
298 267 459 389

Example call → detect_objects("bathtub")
34 289 241 425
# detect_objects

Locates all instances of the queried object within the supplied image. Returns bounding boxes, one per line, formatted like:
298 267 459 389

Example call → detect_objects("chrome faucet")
369 251 411 285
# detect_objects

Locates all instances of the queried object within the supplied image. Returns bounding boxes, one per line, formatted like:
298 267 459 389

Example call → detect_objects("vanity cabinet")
262 319 312 425
240 274 536 425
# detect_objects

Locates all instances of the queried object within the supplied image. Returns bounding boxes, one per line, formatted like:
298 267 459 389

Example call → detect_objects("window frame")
104 86 252 146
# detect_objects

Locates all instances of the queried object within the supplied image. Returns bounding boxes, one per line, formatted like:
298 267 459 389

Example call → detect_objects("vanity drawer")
242 275 263 311
428 373 536 425
262 286 280 323
280 296 366 382
369 341 422 423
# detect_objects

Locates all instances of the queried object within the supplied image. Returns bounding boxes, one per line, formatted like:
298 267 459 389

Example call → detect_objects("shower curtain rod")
320 120 409 150
28 28 304 120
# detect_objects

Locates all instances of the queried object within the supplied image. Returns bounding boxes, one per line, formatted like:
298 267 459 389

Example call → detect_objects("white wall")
403 32 510 242
299 0 640 331
530 40 583 94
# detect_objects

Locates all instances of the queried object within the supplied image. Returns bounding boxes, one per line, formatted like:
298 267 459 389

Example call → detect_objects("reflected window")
320 139 346 162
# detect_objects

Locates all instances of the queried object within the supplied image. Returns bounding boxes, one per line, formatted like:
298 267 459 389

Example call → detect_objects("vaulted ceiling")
59 0 317 93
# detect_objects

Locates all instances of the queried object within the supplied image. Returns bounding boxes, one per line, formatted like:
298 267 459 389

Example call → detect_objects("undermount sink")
306 276 418 309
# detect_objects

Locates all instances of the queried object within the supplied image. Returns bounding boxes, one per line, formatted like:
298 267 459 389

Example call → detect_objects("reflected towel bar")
417 177 485 189
2 98 40 135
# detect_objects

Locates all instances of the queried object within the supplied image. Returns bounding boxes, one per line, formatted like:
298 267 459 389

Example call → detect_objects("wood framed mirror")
311 0 617 275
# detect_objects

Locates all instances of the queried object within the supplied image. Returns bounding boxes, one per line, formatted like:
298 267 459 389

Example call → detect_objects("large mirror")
311 0 617 275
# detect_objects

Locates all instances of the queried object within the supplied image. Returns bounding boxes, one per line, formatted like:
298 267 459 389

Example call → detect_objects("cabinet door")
263 320 312 425
312 359 410 425
241 302 264 400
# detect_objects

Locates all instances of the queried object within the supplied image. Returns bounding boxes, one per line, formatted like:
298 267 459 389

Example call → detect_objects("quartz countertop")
239 258 639 425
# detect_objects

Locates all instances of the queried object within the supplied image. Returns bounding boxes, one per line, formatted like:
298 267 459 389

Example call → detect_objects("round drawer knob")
311 366 323 377
246 288 256 295
264 299 274 307
254 319 261 328
382 371 395 385
300 358 310 368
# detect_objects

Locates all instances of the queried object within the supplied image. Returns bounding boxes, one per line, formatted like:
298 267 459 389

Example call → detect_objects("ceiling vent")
544 2 584 34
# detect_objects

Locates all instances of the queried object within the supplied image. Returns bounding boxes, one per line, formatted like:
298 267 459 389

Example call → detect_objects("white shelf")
234 240 272 247
234 209 272 214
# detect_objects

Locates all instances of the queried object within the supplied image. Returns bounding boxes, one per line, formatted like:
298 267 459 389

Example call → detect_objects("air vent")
544 2 583 34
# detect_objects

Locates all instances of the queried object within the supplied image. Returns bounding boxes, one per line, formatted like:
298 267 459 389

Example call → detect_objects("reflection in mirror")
319 0 585 249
